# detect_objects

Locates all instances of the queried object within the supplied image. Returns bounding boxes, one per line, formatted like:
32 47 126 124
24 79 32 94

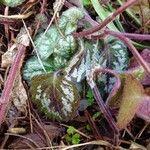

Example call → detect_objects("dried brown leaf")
9 124 61 149
9 133 46 149
129 49 150 68
1 44 17 68
116 74 145 129
1 27 30 68
11 74 27 112
136 96 150 122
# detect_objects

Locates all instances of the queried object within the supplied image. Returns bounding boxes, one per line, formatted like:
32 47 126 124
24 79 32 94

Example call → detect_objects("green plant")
86 88 95 106
65 126 81 144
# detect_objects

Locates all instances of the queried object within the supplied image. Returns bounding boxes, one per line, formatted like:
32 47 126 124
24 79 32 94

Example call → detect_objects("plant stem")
0 44 26 125
87 66 119 145
74 0 137 37
93 30 150 41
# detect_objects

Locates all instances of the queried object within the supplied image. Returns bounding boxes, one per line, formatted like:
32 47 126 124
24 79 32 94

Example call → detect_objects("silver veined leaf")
100 38 129 92
30 70 80 121
34 7 83 60
59 7 84 34
23 56 54 81
23 7 84 82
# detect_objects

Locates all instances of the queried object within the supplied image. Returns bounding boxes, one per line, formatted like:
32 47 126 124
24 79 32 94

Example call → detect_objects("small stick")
84 110 103 140
4 6 9 40
0 12 34 19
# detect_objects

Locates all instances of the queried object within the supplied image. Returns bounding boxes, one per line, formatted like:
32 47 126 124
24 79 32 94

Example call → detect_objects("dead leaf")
11 74 27 112
1 27 30 68
9 124 61 149
129 49 150 68
147 141 150 150
136 96 150 122
108 74 145 129
110 74 145 129
145 87 150 96
1 44 17 68
9 133 46 149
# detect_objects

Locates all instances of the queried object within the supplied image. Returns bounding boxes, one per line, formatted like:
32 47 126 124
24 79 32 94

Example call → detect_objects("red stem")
93 30 150 41
0 44 26 125
87 66 119 145
74 0 137 37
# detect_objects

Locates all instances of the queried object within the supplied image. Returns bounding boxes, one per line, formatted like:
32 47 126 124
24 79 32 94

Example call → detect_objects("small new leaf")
67 126 76 135
72 133 80 144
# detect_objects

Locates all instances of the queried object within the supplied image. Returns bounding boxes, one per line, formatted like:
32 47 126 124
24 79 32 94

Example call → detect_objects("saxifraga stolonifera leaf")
30 70 80 121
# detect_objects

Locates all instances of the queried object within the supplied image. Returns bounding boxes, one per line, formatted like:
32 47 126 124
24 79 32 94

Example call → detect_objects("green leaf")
59 7 84 34
91 0 119 31
86 89 95 106
66 40 105 83
97 38 128 93
92 112 101 120
72 133 80 144
23 7 84 82
23 57 53 81
106 39 129 71
82 0 91 6
34 7 83 60
65 134 72 143
1 0 25 7
30 70 80 121
67 126 76 135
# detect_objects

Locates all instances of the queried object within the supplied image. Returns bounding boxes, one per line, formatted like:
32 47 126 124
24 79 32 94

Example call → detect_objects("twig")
22 19 46 72
0 27 30 125
33 0 47 37
73 0 137 37
44 0 65 35
84 110 102 140
0 11 34 19
31 114 52 148
4 6 9 40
